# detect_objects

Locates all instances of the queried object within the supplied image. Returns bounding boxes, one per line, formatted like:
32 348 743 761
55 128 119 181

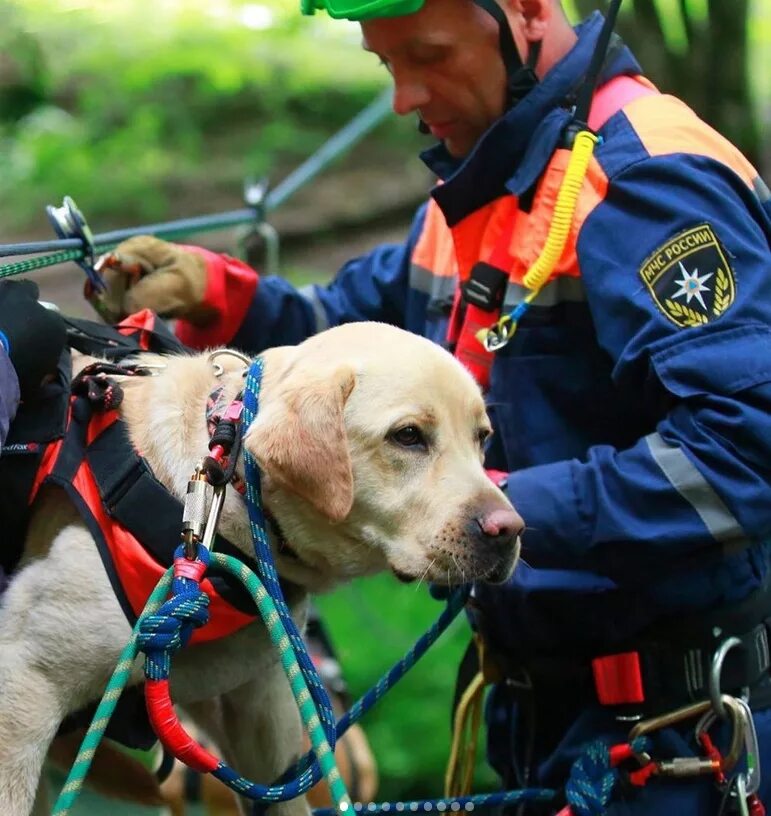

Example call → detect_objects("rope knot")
565 740 619 816
565 736 652 816
138 588 210 679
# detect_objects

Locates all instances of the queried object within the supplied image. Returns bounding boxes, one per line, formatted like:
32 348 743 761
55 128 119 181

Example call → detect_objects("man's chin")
441 130 481 160
442 138 469 159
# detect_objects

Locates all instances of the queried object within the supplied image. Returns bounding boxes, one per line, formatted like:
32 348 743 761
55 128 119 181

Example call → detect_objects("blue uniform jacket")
232 13 771 655
226 13 771 805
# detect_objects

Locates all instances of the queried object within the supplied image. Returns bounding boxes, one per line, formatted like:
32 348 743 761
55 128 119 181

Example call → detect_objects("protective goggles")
300 0 424 21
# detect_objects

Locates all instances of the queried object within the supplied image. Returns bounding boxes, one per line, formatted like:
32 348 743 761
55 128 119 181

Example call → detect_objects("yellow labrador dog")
0 321 522 816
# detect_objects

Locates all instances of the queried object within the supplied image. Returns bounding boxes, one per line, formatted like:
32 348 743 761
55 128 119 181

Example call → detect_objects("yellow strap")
478 128 599 349
444 670 486 798
522 129 598 291
444 634 503 798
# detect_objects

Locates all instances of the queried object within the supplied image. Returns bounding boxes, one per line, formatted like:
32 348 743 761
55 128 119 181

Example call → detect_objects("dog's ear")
244 364 356 522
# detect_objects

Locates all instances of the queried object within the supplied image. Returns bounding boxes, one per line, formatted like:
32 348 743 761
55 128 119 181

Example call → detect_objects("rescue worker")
99 0 771 811
0 279 66 445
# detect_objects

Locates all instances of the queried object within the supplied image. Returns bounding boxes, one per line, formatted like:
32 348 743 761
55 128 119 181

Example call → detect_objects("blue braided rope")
242 358 337 740
137 547 212 679
134 549 350 808
564 736 652 816
280 585 471 790
313 734 653 816
205 555 349 807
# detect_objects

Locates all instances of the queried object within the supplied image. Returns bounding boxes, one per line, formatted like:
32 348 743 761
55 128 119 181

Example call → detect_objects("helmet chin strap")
471 0 541 109
416 0 541 136
505 39 541 108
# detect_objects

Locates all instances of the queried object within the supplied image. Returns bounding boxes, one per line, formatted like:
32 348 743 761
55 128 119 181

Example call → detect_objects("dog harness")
27 373 259 645
1 312 261 643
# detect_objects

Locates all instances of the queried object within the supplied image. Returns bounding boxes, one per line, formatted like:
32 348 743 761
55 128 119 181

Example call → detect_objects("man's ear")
244 365 356 523
515 0 551 41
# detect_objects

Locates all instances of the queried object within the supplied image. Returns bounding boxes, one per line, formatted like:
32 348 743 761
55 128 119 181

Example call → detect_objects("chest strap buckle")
462 262 508 312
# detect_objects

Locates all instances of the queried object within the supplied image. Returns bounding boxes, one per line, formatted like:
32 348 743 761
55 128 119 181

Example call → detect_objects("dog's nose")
475 507 524 544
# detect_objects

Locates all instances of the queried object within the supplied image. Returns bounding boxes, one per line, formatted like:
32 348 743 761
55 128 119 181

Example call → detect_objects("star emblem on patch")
639 224 736 328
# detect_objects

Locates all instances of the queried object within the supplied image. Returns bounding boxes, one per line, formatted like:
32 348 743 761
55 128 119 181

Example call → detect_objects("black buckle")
462 262 508 312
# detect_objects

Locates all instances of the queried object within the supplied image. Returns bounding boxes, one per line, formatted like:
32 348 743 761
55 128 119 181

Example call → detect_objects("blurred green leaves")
0 0 389 231
316 574 499 800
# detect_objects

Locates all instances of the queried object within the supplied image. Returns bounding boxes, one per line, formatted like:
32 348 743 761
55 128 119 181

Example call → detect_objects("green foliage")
0 0 390 231
316 575 499 800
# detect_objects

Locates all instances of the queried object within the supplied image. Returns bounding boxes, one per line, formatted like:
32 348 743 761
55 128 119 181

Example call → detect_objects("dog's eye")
478 429 492 448
389 425 428 450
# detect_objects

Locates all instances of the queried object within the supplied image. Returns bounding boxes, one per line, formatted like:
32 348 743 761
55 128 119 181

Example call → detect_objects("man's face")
361 0 510 157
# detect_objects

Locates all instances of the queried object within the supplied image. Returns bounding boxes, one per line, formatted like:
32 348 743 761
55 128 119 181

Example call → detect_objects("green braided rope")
52 552 350 814
0 220 249 279
223 555 350 811
52 569 172 815
0 248 85 278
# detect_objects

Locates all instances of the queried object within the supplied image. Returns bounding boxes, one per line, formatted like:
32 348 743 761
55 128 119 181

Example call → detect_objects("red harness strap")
447 221 517 390
30 397 256 645
591 651 645 706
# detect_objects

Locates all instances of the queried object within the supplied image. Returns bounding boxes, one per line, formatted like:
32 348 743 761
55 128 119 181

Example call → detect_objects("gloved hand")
97 236 214 326
0 280 67 397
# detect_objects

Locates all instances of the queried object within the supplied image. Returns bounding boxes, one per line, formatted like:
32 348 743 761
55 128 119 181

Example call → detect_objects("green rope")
52 553 350 814
0 249 84 279
219 556 350 809
52 570 172 815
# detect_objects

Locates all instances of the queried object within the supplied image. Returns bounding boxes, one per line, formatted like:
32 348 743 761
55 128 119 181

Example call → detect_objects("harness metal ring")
208 349 253 377
709 636 748 719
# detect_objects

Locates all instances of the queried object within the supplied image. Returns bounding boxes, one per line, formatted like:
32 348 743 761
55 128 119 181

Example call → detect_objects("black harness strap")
85 414 261 617
0 351 71 574
63 314 186 361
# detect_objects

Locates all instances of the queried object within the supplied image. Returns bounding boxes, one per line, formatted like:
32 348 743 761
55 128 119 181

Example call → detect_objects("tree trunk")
571 1 762 171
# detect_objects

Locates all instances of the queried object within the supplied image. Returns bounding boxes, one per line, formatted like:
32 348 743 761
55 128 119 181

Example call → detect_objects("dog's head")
244 322 522 590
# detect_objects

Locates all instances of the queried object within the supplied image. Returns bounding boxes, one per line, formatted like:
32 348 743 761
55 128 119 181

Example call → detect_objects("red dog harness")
28 391 257 645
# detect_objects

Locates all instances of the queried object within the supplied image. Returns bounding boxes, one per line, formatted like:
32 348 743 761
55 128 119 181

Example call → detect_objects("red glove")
97 236 258 349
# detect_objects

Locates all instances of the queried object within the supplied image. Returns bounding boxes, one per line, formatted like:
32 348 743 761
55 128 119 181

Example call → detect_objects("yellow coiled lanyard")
476 127 599 352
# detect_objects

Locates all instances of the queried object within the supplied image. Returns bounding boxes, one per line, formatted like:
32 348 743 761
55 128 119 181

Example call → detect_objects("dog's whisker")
414 559 436 591
450 554 462 581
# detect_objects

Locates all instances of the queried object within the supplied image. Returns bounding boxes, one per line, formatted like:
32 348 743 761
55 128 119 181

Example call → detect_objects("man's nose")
391 74 430 116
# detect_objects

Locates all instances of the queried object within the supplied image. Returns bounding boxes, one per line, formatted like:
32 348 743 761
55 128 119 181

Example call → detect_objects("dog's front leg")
211 661 309 816
0 651 62 816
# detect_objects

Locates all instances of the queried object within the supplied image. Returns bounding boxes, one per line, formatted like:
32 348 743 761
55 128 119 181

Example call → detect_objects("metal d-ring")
207 349 252 378
709 636 749 718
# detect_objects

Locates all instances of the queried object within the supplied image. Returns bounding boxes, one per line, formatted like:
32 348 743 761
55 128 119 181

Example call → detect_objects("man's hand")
98 236 215 326
0 280 67 397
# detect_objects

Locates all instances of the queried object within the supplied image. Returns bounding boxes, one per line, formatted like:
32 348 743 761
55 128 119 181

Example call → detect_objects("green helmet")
300 0 423 22
300 0 541 112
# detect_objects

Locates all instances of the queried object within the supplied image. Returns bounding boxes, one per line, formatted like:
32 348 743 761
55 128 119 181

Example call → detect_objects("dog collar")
205 383 301 563
205 384 247 495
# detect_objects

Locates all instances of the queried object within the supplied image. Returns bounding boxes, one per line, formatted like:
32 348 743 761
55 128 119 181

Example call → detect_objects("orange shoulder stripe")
623 94 759 189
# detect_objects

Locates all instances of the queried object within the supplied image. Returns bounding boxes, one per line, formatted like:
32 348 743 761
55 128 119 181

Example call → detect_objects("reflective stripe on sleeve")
645 432 747 547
